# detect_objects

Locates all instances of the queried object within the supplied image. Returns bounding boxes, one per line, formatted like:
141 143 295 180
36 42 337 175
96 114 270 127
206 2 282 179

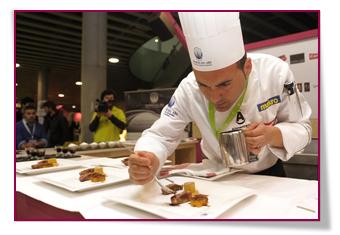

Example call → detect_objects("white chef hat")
179 12 245 71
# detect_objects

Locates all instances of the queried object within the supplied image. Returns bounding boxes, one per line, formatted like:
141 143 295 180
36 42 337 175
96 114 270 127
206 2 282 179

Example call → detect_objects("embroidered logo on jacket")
236 111 245 125
257 95 281 112
168 96 175 107
164 96 178 118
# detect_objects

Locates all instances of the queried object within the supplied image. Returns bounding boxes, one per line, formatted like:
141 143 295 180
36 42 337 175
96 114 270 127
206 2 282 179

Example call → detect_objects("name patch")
257 95 281 112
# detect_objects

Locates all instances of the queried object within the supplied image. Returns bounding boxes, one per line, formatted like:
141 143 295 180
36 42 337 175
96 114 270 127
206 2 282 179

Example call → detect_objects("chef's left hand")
243 122 275 155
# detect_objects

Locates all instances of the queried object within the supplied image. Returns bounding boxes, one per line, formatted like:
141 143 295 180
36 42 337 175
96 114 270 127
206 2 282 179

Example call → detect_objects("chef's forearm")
268 126 284 148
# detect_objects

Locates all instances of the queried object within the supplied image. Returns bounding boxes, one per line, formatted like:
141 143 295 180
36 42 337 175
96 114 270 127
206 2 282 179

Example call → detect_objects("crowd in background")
16 97 80 150
16 89 126 150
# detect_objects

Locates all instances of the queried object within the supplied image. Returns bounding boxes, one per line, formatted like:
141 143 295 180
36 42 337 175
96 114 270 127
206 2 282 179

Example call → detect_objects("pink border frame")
245 29 318 51
14 10 320 222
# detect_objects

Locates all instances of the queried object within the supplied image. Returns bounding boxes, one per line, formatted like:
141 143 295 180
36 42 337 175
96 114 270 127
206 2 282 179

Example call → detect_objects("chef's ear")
244 58 252 77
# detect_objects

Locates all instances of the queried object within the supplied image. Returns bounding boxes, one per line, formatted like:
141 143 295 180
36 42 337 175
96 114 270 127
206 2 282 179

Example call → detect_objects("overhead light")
108 57 119 63
58 93 65 98
16 83 18 86
72 105 76 109
16 63 20 68
75 81 82 86
155 38 159 43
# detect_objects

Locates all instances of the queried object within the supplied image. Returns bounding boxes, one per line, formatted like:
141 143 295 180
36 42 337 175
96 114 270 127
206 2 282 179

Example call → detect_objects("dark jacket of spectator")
44 111 70 147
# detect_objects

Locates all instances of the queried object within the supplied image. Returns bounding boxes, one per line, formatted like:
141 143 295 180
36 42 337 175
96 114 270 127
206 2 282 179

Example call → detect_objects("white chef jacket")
134 53 312 173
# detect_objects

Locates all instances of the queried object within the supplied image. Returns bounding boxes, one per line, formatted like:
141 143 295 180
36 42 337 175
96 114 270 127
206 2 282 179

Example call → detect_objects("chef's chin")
215 105 229 112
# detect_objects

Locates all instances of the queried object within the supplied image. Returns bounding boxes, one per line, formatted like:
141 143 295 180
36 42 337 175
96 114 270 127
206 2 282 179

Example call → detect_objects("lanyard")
23 119 36 140
208 79 248 138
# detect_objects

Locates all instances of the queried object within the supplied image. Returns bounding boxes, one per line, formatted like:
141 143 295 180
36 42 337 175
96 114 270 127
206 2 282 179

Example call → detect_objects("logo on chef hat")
194 47 203 60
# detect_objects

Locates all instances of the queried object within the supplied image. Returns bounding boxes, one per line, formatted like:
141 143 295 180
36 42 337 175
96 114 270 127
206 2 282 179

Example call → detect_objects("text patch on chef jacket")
164 96 178 118
257 95 281 112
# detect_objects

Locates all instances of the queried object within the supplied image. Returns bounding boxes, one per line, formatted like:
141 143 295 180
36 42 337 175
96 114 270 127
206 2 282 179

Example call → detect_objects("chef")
128 12 312 184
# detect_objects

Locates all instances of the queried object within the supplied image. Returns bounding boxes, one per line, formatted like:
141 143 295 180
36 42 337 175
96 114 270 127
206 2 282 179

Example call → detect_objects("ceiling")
15 11 318 109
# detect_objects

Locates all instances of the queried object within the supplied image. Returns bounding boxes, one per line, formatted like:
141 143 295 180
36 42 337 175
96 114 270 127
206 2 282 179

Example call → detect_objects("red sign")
309 53 318 60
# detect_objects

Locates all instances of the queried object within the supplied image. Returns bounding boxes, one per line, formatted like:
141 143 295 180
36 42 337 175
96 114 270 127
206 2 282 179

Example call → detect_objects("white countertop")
16 156 318 220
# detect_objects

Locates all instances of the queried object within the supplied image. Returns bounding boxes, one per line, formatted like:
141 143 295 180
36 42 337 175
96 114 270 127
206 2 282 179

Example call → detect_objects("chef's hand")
243 122 283 155
128 151 160 185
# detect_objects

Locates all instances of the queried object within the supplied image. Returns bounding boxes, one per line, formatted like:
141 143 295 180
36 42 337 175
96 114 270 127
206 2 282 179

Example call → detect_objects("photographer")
89 89 127 142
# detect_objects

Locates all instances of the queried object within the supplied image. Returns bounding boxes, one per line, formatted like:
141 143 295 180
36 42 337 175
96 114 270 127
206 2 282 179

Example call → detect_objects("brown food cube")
183 182 196 193
170 191 192 206
79 172 93 182
79 168 106 182
161 183 183 195
90 173 106 182
79 168 95 176
31 160 54 169
190 194 208 207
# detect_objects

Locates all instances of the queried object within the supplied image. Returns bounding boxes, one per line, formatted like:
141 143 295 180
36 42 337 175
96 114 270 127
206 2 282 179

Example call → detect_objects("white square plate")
79 157 172 168
38 166 129 192
16 159 81 175
166 168 243 181
78 157 128 169
104 176 255 219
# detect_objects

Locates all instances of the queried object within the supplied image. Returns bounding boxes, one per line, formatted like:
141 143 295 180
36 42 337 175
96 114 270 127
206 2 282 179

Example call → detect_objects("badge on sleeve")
164 96 178 118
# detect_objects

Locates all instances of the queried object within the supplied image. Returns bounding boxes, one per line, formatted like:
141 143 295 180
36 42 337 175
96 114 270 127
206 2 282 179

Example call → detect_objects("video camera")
95 100 109 113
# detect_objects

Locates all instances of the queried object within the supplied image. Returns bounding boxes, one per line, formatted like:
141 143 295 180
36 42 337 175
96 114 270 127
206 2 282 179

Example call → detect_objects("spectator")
16 103 48 150
67 112 80 141
89 89 127 142
42 101 70 147
16 96 34 123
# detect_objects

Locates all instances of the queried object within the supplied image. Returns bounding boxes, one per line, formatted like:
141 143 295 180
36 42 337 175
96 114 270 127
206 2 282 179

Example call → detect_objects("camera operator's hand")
103 110 112 118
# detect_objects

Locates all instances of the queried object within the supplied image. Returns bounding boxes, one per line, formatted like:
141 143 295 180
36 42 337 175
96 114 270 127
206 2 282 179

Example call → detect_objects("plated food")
183 182 196 194
161 183 183 195
31 158 58 169
79 167 106 182
190 194 209 207
170 191 192 205
163 181 209 207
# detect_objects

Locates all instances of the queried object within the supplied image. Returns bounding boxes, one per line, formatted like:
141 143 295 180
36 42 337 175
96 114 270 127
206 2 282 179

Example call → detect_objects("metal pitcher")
219 129 258 168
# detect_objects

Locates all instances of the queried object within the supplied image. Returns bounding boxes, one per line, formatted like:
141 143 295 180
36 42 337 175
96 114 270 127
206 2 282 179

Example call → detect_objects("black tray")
16 154 81 162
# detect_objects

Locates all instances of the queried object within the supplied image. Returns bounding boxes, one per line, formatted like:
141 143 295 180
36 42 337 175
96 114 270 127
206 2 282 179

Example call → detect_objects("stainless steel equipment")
219 129 258 168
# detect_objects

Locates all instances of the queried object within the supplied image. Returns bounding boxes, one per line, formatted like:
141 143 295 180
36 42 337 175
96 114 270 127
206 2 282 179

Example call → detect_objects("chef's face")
194 58 251 112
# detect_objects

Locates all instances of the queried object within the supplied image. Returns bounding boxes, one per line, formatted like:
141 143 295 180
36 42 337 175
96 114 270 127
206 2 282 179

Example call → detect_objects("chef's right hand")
128 151 160 185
